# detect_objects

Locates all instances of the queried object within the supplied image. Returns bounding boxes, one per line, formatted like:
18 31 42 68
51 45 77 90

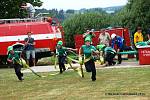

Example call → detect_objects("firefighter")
111 33 132 64
7 46 24 81
83 29 96 44
24 32 35 66
104 47 116 66
79 37 99 81
56 40 77 74
96 44 106 65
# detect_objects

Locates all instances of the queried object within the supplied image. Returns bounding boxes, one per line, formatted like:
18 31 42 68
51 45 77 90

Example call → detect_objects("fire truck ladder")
0 18 38 24
0 13 51 24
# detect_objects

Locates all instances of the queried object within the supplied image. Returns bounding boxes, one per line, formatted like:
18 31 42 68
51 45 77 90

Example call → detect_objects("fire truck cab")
0 18 64 65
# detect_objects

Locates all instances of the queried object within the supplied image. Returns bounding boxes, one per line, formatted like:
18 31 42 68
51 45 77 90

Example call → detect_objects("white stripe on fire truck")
0 33 62 42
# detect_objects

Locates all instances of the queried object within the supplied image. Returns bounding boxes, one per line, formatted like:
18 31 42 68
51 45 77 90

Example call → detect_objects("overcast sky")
39 0 128 10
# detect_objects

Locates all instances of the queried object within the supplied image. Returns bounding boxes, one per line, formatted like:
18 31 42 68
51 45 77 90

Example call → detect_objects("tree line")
63 0 150 47
0 0 150 47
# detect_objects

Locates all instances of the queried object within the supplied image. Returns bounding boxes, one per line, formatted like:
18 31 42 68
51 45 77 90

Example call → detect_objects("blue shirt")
24 37 35 50
111 36 124 49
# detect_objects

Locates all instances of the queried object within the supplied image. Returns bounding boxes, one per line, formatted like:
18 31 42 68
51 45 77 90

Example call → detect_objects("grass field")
0 67 150 100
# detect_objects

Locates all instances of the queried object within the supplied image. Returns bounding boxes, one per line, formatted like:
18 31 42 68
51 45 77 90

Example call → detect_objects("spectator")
134 27 144 60
24 32 35 66
134 27 143 45
111 33 132 64
21 2 35 18
99 29 111 46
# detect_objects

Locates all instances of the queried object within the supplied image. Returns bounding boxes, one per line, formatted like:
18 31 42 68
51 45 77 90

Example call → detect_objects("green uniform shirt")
84 34 94 42
104 47 116 54
97 44 106 51
8 51 20 63
81 45 97 58
56 46 67 56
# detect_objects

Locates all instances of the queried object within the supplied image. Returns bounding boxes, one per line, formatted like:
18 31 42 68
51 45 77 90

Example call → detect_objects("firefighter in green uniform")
83 29 95 44
7 46 24 81
79 37 99 81
104 47 116 66
56 40 77 74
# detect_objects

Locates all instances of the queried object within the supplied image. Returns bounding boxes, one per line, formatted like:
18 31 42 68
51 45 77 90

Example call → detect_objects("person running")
7 46 24 81
21 2 35 18
24 32 35 66
56 40 77 74
79 37 99 81
83 29 95 44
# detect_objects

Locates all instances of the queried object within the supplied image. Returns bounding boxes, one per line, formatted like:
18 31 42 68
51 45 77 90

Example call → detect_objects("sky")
39 0 128 10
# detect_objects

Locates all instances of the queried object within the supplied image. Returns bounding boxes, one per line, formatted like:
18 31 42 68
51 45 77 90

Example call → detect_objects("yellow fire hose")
17 58 42 77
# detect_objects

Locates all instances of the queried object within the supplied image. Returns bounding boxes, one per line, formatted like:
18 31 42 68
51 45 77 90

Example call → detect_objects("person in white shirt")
21 2 35 18
99 29 111 46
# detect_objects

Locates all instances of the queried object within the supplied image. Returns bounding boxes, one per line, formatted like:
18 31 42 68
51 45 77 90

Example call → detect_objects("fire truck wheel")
0 56 7 65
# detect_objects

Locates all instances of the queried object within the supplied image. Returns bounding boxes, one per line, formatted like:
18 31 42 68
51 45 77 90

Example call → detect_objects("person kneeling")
104 47 116 66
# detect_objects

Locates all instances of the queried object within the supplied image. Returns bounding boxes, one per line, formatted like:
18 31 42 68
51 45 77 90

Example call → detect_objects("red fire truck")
0 18 64 64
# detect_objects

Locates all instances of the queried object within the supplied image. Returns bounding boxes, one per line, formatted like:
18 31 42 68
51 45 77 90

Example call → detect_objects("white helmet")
91 29 95 32
111 33 116 39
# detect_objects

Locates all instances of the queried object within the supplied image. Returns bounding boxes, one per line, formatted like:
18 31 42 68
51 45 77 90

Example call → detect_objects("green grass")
0 67 150 100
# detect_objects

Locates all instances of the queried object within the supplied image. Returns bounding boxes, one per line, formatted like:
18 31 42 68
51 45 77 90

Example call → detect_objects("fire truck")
0 18 64 65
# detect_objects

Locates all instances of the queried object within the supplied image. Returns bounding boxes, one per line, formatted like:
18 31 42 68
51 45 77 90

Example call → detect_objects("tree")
127 0 150 35
62 12 111 47
112 0 150 40
66 9 75 14
0 0 42 19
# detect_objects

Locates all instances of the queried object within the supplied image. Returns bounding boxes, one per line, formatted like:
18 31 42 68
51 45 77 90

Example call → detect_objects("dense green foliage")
36 9 65 23
62 12 111 47
62 0 150 47
112 0 150 39
0 0 42 18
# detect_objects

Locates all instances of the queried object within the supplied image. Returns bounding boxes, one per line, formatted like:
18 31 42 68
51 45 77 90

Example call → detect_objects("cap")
91 29 95 32
111 33 116 39
7 46 13 52
85 37 91 42
57 40 63 45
